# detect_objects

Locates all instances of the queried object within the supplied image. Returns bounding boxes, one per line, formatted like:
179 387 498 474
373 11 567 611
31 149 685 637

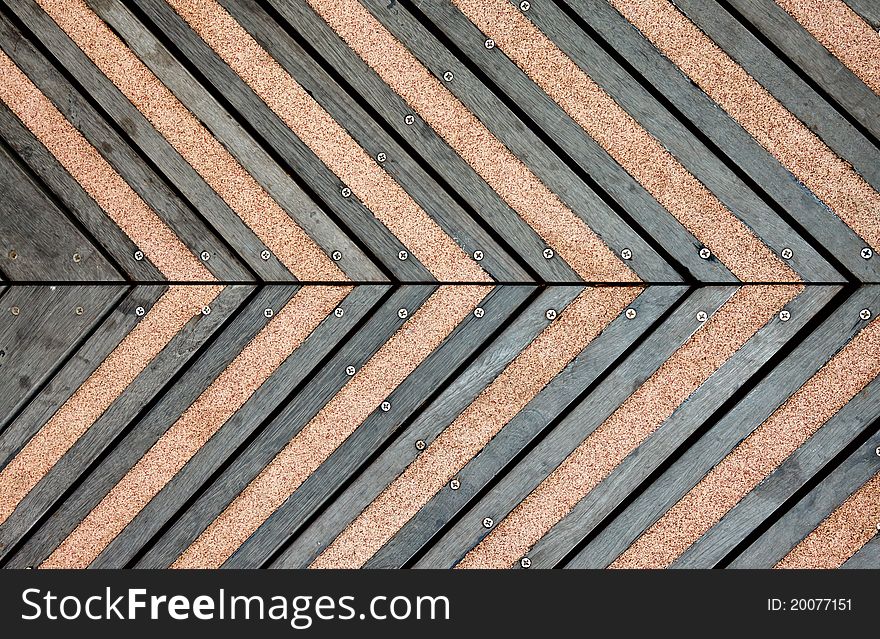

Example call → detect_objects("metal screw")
415 439 426 451
331 250 343 261
72 253 82 263
779 310 791 322
473 250 484 261
10 306 19 316
860 308 872 321
861 247 873 260
620 248 633 260
135 306 146 317
260 250 271 261
201 306 211 316
377 152 387 163
699 247 711 260
404 114 415 125
473 307 485 318
485 38 495 49
520 0 531 10
545 309 557 321
696 311 708 323
450 479 460 490
341 187 352 198
398 250 409 261
264 308 274 318
381 401 391 412
781 248 793 260
134 250 144 261
200 251 210 261
334 307 344 318
482 517 494 529
8 250 17 260
346 365 356 376
398 308 409 319
75 307 84 316
875 446 880 457
443 71 454 82
543 248 554 259
520 557 531 569
625 308 637 320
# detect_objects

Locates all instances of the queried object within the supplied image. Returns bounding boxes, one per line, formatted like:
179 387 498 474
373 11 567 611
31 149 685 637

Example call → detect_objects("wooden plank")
675 373 880 567
0 7 250 283
367 285 686 568
729 430 880 568
227 285 535 568
843 0 880 28
842 535 879 568
267 1 574 283
94 284 388 567
389 0 729 283
502 0 838 283
0 285 126 432
1 284 254 567
134 285 439 568
85 0 383 283
563 0 877 282
267 286 588 568
0 143 120 281
568 286 878 568
0 104 161 282
675 0 880 189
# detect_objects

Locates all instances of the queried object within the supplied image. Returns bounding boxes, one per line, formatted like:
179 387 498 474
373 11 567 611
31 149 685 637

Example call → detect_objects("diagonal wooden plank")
842 0 880 28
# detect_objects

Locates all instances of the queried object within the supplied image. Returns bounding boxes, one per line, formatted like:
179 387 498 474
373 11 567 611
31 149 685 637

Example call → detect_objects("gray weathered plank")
842 534 879 568
843 0 880 28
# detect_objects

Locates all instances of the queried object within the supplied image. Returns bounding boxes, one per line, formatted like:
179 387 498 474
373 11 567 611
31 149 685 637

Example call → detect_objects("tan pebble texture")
35 0 342 281
457 285 800 569
776 472 880 568
0 50 208 281
41 286 348 569
612 314 880 568
775 0 880 96
172 285 491 568
312 286 641 569
307 0 636 283
611 0 880 254
452 0 794 282
0 285 220 526
166 0 487 283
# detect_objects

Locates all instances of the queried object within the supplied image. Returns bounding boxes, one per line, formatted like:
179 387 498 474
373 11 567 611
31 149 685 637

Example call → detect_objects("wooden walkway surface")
0 0 878 568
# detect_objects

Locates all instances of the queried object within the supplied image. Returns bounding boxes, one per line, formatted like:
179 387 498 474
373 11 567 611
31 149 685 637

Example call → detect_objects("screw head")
875 446 880 457
377 152 387 163
346 365 356 376
443 71 454 82
415 439 426 451
620 248 633 260
861 247 873 260
201 306 211 316
200 251 210 261
334 307 344 318
625 308 637 320
520 1 531 10
696 311 708 323
380 401 391 412
482 517 494 529
485 38 495 49
398 308 409 319
260 249 271 261
520 557 532 569
8 250 17 260
264 308 274 318
10 306 19 316
473 307 485 318
699 247 712 260
135 306 146 317
72 253 82 263
860 308 872 321
473 250 484 261
450 479 460 490
404 114 415 125
781 248 793 260
331 250 343 261
543 248 554 259
545 309 558 321
134 250 144 261
75 306 84 316
341 187 352 198
398 250 409 261
779 310 791 322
